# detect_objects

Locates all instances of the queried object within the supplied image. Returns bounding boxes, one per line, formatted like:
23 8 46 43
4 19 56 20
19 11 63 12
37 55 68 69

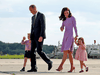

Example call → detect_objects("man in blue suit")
27 4 52 72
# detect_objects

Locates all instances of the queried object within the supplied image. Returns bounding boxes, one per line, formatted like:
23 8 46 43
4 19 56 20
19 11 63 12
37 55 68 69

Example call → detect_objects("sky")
0 0 100 46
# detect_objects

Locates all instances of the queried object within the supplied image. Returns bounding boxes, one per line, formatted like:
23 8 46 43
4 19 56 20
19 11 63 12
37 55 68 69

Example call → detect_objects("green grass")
0 54 24 59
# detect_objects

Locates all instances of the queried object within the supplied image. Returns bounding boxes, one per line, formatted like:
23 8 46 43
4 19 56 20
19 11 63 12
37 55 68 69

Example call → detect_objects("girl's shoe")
86 67 88 72
68 67 75 73
79 70 84 73
56 67 63 72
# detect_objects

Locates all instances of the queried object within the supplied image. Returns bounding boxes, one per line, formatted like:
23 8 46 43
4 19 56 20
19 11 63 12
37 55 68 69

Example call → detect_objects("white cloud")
1 10 100 45
0 17 31 43
71 11 100 45
0 0 100 45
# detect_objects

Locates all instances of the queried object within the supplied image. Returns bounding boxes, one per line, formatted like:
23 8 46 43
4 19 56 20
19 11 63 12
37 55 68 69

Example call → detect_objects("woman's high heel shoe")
56 67 63 72
68 67 75 73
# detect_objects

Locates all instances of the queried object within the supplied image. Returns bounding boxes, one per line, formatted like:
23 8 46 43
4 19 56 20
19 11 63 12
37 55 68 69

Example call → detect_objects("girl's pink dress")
75 44 87 61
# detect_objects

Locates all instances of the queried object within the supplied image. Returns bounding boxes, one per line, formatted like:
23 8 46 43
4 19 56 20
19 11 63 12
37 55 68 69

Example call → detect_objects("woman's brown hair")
59 7 72 21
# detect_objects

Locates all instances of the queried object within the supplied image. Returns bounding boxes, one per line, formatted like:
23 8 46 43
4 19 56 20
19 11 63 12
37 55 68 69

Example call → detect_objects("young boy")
20 33 31 71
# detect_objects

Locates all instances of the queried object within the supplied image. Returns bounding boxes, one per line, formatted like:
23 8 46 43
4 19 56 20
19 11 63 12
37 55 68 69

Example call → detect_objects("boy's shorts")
24 50 31 58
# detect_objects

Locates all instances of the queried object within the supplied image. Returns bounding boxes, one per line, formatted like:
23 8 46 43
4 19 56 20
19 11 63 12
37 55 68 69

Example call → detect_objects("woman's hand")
75 36 78 40
75 36 78 38
60 27 64 31
74 37 77 41
74 36 78 45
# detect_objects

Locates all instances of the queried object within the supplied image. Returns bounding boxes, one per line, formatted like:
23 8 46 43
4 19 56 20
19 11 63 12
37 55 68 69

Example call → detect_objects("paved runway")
0 59 100 75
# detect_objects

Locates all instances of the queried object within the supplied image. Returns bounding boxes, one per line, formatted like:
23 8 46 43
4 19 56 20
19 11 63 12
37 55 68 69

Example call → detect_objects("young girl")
20 33 31 71
75 37 88 73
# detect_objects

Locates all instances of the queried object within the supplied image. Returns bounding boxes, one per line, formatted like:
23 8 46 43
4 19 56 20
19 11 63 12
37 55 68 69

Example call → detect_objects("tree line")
0 41 55 55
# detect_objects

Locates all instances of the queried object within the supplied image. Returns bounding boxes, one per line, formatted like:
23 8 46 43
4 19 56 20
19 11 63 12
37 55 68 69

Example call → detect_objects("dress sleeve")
61 21 64 29
72 16 78 36
21 40 26 45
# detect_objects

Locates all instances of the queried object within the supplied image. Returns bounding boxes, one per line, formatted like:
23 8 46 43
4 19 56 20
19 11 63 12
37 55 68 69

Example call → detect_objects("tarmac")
0 59 100 75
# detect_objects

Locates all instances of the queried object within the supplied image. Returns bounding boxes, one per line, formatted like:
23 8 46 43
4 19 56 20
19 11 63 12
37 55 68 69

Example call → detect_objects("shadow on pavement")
0 71 77 74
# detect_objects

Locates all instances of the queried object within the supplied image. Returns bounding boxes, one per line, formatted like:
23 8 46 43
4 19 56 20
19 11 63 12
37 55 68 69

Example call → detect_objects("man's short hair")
29 4 36 8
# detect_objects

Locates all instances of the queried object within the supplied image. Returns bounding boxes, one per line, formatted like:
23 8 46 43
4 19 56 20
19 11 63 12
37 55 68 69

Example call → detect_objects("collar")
34 11 38 17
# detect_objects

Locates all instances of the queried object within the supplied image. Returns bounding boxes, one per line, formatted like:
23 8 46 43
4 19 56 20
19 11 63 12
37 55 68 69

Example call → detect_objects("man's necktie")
33 15 36 27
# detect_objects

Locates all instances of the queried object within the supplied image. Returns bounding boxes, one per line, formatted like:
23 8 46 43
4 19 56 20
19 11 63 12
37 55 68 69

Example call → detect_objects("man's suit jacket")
30 12 46 40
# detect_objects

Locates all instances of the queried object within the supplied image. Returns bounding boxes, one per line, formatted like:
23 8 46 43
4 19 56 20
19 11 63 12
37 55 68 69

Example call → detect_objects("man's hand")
38 36 43 42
